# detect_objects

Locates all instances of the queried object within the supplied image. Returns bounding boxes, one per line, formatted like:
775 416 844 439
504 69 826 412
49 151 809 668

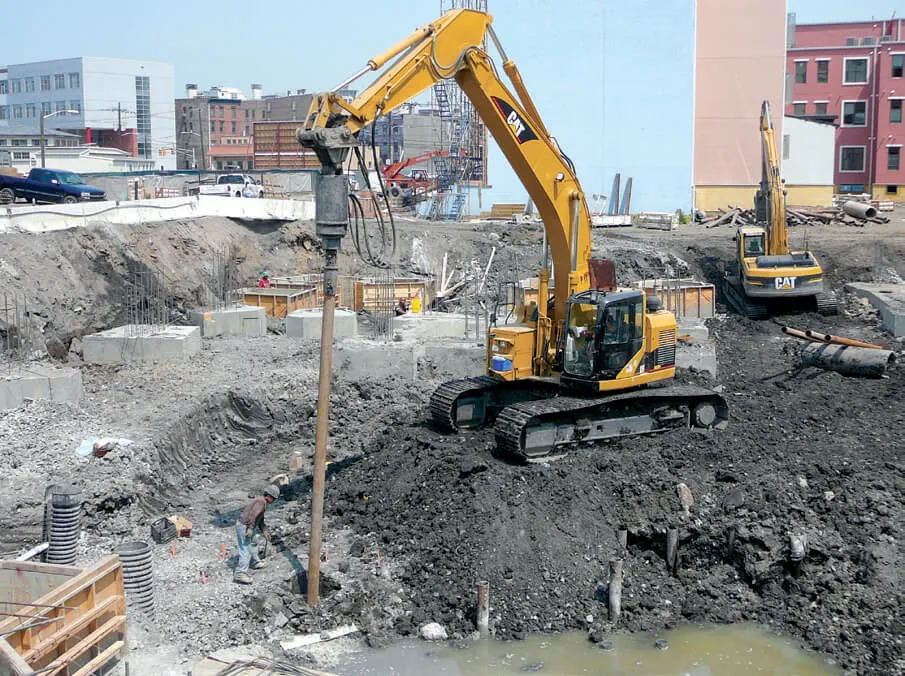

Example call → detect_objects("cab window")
744 234 765 256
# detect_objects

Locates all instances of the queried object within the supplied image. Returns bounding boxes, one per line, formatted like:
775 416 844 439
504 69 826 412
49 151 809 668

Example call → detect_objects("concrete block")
82 325 201 364
333 339 484 382
188 306 267 338
392 313 469 339
0 365 83 409
676 342 717 378
677 317 710 343
286 309 358 340
845 283 905 336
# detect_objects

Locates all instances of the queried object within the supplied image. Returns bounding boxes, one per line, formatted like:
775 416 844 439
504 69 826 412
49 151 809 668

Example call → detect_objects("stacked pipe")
781 326 896 378
117 541 155 617
45 485 82 565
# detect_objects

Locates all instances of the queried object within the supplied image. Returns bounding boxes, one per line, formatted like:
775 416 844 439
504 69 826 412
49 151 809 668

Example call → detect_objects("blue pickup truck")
0 168 106 205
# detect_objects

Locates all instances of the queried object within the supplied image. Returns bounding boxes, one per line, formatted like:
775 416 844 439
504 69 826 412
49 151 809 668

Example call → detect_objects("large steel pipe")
842 201 877 219
802 343 895 378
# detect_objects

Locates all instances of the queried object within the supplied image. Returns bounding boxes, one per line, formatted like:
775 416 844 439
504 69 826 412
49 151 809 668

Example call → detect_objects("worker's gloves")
245 527 254 540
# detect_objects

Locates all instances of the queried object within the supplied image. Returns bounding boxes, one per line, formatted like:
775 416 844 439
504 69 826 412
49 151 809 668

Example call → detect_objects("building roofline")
794 20 898 29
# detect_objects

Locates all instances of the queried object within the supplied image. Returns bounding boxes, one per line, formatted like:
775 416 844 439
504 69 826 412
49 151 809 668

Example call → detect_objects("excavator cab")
562 290 645 385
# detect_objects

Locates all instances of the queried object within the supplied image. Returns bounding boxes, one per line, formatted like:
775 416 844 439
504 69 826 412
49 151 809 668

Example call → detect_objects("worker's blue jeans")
235 521 260 575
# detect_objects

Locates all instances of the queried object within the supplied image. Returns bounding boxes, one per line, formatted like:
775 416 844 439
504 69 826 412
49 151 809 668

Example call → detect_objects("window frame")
892 53 905 78
891 98 904 124
68 72 80 88
54 73 65 89
843 56 870 85
792 101 807 116
794 60 808 84
839 145 867 173
888 145 901 171
841 99 868 127
814 101 829 115
816 59 830 83
40 75 51 92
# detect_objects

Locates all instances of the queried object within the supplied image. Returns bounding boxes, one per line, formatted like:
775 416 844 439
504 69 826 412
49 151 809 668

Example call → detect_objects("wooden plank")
70 640 125 676
22 596 122 663
38 616 125 675
0 561 80 576
0 638 34 676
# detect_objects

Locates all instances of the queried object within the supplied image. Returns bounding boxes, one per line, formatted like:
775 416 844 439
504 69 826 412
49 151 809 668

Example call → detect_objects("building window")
886 185 898 194
219 105 224 117
817 60 829 83
210 120 215 132
40 75 50 91
245 125 250 136
25 104 36 119
840 146 866 172
815 102 828 115
794 61 807 84
231 106 237 118
252 110 256 120
793 102 806 116
0 80 6 95
893 54 905 78
31 139 41 147
70 100 81 113
0 140 5 146
889 147 901 170
12 152 30 160
134 75 151 158
0 106 7 120
11 139 26 147
10 79 21 94
55 101 67 112
54 73 65 89
844 57 869 84
24 78 35 93
892 99 903 123
12 105 22 119
842 101 867 126
68 72 80 88
231 121 237 133
41 102 51 115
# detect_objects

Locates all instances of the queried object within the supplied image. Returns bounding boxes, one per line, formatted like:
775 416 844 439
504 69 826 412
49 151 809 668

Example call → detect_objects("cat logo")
491 96 539 144
775 276 797 290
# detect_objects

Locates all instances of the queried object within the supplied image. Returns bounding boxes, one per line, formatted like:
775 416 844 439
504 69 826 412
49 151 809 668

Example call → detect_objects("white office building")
0 57 175 170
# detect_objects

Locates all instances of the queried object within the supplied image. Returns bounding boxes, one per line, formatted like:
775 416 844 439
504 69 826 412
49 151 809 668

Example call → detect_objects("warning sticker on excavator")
491 96 539 144
775 276 797 290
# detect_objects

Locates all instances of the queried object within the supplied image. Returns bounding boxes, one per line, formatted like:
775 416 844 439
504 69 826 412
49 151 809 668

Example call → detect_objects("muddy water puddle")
337 624 839 675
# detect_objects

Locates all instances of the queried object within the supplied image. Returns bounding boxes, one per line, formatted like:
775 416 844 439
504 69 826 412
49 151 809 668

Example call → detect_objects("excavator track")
722 274 769 319
429 376 558 431
494 385 729 461
430 376 502 431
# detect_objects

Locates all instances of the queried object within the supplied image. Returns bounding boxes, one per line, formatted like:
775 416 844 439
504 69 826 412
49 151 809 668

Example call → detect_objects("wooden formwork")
636 279 715 319
0 556 127 676
269 275 349 308
352 278 433 312
243 287 318 318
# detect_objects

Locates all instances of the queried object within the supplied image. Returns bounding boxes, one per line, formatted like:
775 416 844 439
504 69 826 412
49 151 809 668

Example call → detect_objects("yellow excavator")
723 101 838 318
298 9 728 460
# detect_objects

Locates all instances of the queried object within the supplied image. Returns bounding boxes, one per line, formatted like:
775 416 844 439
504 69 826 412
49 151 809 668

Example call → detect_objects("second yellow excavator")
723 101 838 318
297 9 728 460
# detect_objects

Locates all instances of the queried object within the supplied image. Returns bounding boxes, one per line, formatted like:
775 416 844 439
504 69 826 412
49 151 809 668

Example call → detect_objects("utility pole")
117 102 122 132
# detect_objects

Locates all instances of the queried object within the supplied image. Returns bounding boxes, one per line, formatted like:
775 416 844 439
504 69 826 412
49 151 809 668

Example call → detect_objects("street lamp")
180 131 207 171
40 109 80 168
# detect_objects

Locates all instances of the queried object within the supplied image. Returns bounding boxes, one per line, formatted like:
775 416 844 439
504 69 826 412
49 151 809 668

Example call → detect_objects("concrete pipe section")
117 540 155 617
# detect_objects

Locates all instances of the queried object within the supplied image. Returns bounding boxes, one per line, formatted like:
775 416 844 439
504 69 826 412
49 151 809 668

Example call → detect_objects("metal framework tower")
429 0 489 220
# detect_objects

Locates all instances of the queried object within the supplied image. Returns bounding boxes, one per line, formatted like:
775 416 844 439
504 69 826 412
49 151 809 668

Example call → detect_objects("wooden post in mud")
477 580 490 637
666 528 679 575
608 559 623 623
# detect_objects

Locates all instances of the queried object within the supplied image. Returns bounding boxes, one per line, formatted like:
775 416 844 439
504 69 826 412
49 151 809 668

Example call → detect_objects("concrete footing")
0 365 82 409
286 309 358 339
335 339 485 381
82 325 202 364
392 313 469 339
676 318 717 377
188 306 267 338
845 283 905 336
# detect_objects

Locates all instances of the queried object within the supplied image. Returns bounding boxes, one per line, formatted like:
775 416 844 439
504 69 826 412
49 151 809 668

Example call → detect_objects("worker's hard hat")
264 485 280 500
261 271 270 277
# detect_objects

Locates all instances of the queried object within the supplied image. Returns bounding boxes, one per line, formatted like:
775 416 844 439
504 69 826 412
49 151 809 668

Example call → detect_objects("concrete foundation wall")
82 325 202 364
0 366 83 410
334 339 485 382
392 314 468 339
188 306 267 338
0 195 315 234
286 309 358 339
845 283 905 336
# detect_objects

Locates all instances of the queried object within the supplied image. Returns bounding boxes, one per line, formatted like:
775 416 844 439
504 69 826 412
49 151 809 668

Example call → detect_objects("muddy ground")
1 213 903 675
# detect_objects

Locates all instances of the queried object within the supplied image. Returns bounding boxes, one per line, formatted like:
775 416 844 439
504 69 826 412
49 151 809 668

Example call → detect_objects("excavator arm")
298 8 591 332
755 101 788 256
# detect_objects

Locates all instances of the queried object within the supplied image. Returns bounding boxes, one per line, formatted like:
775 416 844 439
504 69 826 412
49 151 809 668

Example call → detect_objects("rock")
722 488 746 510
420 622 448 641
273 612 289 628
676 483 694 514
654 638 669 650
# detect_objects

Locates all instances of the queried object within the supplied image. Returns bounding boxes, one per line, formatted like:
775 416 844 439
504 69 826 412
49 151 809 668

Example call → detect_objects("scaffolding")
427 0 489 221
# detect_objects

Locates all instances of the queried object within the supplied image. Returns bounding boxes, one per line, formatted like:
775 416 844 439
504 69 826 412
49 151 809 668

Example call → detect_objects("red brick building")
786 16 905 198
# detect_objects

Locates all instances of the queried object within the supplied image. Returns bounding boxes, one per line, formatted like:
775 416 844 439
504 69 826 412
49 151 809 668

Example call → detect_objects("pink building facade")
786 17 905 198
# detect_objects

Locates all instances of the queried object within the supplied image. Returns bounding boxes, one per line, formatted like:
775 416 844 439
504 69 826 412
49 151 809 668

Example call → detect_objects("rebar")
123 269 170 337
1 292 42 373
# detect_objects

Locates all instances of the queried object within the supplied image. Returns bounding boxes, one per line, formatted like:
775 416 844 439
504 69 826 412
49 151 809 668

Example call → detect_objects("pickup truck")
198 174 265 198
0 168 106 205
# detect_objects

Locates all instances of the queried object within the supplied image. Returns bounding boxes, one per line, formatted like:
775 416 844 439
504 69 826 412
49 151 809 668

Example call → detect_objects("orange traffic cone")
170 541 177 557
218 543 226 561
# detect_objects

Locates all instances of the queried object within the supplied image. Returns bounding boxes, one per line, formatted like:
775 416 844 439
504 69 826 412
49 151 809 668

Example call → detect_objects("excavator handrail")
299 9 592 341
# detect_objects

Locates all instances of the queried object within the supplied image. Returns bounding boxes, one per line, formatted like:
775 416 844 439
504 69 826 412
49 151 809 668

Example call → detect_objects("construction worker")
258 271 272 288
234 484 279 585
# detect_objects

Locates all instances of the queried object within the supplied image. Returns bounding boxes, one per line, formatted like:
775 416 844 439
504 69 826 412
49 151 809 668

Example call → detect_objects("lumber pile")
697 204 890 228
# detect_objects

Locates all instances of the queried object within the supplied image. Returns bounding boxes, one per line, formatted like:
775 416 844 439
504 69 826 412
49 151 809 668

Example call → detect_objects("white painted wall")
781 116 835 186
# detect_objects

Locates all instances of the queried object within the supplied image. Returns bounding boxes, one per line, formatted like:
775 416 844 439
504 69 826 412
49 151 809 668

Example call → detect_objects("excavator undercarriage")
430 377 729 461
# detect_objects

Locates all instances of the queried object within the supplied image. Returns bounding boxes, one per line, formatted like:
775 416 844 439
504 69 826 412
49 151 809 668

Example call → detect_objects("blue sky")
3 0 901 210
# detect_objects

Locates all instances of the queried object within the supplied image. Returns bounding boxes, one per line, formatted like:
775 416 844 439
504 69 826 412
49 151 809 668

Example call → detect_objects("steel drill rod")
307 293 336 606
804 329 884 350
